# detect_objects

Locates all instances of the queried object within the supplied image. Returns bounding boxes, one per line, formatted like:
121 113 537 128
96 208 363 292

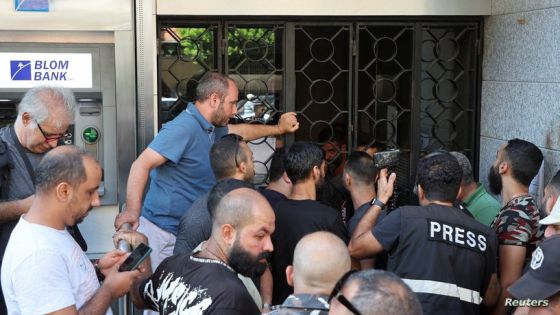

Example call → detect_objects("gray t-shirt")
173 193 212 255
0 126 42 200
0 126 44 315
0 125 43 260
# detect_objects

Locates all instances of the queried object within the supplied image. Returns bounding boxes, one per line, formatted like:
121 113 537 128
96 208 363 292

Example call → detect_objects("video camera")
373 149 401 211
373 149 400 169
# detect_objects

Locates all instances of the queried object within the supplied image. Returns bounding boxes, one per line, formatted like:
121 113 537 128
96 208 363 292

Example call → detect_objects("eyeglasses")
329 269 361 315
222 133 244 168
35 120 68 143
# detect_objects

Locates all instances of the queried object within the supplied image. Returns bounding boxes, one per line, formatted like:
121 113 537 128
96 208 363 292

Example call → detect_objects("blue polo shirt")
142 103 227 234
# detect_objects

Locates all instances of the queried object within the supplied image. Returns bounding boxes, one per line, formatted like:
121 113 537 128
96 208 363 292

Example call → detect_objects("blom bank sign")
0 53 92 88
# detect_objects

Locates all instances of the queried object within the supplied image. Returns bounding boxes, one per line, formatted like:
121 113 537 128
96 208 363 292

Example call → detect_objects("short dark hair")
503 138 543 187
207 178 255 220
35 145 89 193
347 270 422 315
268 148 287 182
450 151 474 185
417 151 462 202
210 135 248 180
318 123 346 144
547 170 560 196
284 142 325 184
196 72 232 102
355 134 385 152
344 151 377 186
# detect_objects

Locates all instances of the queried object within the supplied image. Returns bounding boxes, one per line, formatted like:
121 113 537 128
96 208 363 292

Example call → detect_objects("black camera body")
373 149 400 169
373 149 401 211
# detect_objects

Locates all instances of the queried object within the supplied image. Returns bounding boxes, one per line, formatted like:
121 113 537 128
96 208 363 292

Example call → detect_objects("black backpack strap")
9 125 35 185
6 125 88 251
0 139 13 199
67 224 88 252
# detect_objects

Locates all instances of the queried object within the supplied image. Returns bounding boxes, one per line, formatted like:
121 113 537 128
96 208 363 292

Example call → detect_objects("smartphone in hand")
118 243 152 272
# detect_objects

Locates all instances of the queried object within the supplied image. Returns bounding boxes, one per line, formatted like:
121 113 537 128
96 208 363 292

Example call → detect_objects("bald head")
212 187 273 232
35 145 94 194
291 231 351 294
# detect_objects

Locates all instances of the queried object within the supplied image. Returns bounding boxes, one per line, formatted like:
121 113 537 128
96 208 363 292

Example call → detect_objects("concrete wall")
157 0 490 16
0 0 132 31
480 1 560 196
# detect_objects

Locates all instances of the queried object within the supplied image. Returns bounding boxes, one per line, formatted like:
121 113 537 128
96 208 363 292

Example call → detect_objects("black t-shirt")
140 253 261 315
271 199 348 305
319 175 354 222
260 188 287 209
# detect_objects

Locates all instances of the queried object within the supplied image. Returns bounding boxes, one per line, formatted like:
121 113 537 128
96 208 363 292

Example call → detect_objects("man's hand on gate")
114 210 139 231
277 112 299 134
112 230 149 249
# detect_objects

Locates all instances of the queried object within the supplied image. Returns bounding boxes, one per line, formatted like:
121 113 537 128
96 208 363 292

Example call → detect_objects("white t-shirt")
1 217 110 315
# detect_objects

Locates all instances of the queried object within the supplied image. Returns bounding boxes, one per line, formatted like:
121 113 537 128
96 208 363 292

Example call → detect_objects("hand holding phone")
118 243 152 272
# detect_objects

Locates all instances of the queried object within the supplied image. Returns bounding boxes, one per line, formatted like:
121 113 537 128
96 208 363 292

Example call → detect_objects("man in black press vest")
0 85 86 314
349 151 500 315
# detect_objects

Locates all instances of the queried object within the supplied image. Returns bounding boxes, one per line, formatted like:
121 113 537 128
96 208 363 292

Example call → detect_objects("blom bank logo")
10 60 31 80
0 53 92 88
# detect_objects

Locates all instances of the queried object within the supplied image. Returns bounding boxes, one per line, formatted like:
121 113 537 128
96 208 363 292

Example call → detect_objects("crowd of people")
0 72 559 315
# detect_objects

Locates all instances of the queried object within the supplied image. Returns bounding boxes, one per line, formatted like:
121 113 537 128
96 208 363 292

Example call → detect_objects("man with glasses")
115 71 299 276
266 231 350 315
0 85 78 314
328 270 422 315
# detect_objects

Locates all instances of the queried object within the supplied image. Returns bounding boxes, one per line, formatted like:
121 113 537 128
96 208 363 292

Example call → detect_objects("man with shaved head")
129 180 275 314
267 231 351 314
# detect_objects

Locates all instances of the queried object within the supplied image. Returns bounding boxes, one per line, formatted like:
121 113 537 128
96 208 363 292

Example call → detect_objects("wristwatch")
370 198 386 209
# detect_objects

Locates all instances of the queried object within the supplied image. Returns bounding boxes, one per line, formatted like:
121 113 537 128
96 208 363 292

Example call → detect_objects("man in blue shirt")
115 72 299 271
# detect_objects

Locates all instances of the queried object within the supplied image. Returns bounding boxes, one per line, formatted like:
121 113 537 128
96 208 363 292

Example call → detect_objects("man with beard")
128 182 275 315
319 124 347 180
349 151 499 315
174 134 255 255
538 170 560 238
270 142 348 305
487 139 544 315
115 72 299 273
0 86 88 313
1 146 141 314
450 151 501 226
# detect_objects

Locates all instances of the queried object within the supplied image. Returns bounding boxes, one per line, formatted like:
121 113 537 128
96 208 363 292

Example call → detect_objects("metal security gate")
156 18 482 205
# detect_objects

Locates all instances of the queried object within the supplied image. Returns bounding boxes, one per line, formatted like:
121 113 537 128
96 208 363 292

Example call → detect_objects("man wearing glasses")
0 85 78 314
328 270 422 315
115 71 299 276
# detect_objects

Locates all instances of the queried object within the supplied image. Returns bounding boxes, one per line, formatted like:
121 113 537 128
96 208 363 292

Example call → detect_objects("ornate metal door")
156 19 481 204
